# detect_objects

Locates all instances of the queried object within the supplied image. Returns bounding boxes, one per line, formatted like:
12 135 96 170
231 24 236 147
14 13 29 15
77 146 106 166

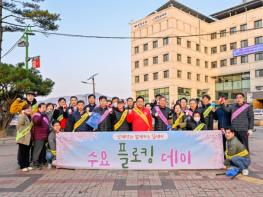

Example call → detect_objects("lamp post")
24 26 35 69
81 73 99 95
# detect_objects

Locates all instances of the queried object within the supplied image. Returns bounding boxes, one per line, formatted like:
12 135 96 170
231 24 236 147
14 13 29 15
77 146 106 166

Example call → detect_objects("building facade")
130 0 263 104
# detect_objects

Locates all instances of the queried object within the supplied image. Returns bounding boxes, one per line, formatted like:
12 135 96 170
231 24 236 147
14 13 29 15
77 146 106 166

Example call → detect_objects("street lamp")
18 26 35 69
81 73 99 95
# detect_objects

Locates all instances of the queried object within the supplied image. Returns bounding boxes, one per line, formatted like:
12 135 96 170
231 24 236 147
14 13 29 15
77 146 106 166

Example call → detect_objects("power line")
1 33 24 59
31 26 263 39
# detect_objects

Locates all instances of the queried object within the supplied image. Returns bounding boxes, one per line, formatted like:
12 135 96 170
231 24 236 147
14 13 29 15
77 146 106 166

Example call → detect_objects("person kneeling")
224 128 250 176
46 121 62 169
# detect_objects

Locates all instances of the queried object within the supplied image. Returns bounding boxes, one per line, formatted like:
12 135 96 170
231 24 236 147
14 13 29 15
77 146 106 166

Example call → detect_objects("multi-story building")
130 0 263 107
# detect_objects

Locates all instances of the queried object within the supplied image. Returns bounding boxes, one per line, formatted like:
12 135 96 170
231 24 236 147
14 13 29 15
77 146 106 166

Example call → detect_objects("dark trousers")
235 131 249 151
18 144 30 169
32 140 45 166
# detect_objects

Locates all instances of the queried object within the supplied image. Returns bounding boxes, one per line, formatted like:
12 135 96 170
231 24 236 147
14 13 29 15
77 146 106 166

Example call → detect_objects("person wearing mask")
152 96 172 131
111 97 120 109
66 100 90 132
198 94 215 130
112 100 130 131
127 96 152 132
172 104 186 131
53 98 68 130
186 111 207 131
220 93 254 150
16 104 33 172
32 103 49 168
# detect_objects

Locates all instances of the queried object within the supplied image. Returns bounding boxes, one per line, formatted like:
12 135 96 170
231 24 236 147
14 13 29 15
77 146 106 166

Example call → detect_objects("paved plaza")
0 128 262 197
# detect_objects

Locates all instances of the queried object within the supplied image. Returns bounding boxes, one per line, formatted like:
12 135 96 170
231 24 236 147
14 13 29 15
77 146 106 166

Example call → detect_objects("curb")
0 137 15 145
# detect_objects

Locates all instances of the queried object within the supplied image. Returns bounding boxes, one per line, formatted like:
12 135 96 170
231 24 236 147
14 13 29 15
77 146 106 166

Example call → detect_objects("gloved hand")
247 129 253 136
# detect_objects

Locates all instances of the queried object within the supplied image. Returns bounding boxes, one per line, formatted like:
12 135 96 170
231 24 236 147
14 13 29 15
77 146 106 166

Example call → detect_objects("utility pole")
24 27 35 69
0 0 3 63
81 73 99 95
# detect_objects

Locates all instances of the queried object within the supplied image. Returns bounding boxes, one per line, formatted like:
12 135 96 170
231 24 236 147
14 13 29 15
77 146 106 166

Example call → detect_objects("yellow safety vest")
16 122 33 142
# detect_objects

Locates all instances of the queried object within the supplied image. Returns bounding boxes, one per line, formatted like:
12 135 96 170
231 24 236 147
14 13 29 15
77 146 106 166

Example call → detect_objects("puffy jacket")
126 107 152 132
221 103 254 132
16 114 31 146
152 106 172 131
53 107 68 129
198 104 215 130
65 110 90 132
93 107 113 131
112 109 130 131
10 98 37 114
32 112 49 141
186 119 207 131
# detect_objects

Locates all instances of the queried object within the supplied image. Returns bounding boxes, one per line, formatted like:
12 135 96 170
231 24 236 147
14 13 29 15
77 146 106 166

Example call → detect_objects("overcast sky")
2 0 241 99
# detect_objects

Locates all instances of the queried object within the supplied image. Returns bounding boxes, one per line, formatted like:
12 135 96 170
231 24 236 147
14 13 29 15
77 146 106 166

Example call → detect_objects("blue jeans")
46 151 54 164
231 156 250 170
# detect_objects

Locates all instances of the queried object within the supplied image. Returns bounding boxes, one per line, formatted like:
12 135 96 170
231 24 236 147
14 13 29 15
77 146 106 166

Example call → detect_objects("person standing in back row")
220 93 254 150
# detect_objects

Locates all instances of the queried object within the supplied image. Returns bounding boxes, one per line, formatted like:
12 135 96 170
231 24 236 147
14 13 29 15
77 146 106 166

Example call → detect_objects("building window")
205 61 208 68
204 47 208 54
254 19 262 29
187 40 191 48
154 87 170 103
135 76 140 83
143 43 148 51
187 56 191 64
134 46 139 54
196 59 200 66
230 27 237 35
211 32 217 40
255 52 263 61
205 76 208 83
220 59 227 67
153 40 158 48
163 70 169 79
136 90 149 103
177 70 182 78
197 74 201 81
163 37 169 46
135 61 139 69
153 56 158 64
144 74 149 82
220 30 226 37
255 36 263 45
241 55 248 64
230 42 237 50
177 37 181 45
143 59 149 66
220 44 227 52
163 54 169 62
177 54 182 62
240 23 247 31
240 40 248 48
178 87 191 99
211 61 217 68
153 72 158 80
187 72 191 80
196 44 200 51
256 69 263 77
230 57 237 65
211 47 217 54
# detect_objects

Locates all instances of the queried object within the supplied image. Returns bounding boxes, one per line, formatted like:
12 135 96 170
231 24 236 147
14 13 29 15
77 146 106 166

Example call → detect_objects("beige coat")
16 114 31 146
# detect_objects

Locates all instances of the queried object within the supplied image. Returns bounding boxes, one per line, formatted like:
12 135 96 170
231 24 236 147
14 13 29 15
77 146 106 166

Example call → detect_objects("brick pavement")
0 128 262 197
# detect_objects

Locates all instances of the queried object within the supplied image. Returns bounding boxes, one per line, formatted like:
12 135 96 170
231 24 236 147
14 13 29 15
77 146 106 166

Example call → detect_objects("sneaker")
242 169 249 176
47 164 52 170
27 167 33 171
22 168 29 172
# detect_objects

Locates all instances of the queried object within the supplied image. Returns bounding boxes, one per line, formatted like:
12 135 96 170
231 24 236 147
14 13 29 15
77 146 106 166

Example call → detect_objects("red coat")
126 107 152 132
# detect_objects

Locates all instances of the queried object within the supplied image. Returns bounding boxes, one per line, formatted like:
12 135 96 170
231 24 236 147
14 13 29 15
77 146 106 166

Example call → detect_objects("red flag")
32 56 40 68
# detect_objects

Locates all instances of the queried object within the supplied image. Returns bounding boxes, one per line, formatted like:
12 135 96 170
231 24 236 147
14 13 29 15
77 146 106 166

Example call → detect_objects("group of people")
10 91 254 176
